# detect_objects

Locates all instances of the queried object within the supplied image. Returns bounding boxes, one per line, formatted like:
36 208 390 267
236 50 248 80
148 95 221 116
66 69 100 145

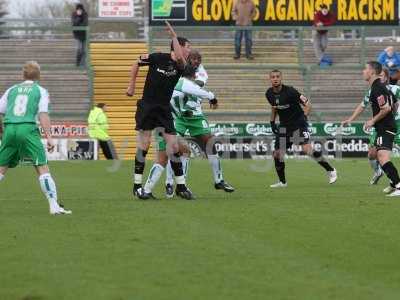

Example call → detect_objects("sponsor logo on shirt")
275 104 290 110
157 67 177 77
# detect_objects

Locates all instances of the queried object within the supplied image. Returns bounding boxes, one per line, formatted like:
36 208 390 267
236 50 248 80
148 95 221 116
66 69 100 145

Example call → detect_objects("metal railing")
148 25 400 102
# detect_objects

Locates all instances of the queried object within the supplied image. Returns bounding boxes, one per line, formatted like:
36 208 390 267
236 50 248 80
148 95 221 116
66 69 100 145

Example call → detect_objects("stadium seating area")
0 39 90 122
151 39 400 122
87 38 400 158
91 42 147 159
1 35 399 159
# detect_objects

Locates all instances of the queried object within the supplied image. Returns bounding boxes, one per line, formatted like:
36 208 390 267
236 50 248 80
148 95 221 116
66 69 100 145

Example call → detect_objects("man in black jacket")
71 4 88 67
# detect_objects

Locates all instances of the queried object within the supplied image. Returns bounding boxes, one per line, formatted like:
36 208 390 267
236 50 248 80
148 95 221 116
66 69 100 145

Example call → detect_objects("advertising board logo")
210 124 240 136
246 123 273 136
324 123 356 136
152 0 187 21
363 126 373 135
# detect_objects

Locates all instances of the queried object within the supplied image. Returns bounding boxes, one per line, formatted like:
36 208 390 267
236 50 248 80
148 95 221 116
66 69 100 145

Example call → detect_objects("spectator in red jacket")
313 4 336 63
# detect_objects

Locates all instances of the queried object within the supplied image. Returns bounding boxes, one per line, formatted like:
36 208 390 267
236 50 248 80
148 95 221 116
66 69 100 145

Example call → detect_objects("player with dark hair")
343 62 400 196
140 52 234 199
266 69 337 188
126 21 194 200
342 68 400 186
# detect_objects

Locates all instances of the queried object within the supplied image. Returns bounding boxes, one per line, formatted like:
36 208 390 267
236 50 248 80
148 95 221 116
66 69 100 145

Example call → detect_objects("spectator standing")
71 4 88 67
313 4 336 64
377 46 400 85
232 0 256 60
88 103 118 160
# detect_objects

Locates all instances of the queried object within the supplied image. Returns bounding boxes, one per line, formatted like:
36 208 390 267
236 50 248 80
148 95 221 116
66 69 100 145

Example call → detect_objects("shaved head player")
266 69 337 188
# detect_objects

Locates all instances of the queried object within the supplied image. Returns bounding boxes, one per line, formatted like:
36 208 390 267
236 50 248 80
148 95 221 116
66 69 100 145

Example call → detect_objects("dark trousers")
234 29 252 57
99 140 118 160
75 39 86 66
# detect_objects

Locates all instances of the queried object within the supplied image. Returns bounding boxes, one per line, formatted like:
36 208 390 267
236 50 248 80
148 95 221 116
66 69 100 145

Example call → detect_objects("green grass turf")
1 159 400 300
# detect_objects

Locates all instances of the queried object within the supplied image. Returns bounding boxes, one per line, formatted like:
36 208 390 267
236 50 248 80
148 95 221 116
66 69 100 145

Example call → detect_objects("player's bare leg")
164 132 194 200
368 147 383 185
133 130 152 196
376 149 400 196
270 149 288 188
302 143 337 184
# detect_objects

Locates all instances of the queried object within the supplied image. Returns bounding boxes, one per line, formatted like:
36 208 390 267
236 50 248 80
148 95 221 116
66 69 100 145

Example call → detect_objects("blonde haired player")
0 61 71 215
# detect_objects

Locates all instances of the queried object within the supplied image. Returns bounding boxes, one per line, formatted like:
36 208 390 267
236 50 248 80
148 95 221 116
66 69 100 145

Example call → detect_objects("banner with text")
183 122 400 158
99 0 134 18
150 0 398 26
39 123 88 138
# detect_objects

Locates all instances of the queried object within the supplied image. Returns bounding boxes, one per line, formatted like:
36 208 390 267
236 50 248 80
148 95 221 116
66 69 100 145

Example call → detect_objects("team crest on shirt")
377 95 386 106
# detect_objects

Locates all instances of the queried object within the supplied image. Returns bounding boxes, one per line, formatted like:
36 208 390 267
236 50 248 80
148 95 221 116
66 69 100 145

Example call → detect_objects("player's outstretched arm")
39 112 55 153
126 60 140 97
166 21 186 67
341 103 365 126
181 79 214 100
302 99 312 116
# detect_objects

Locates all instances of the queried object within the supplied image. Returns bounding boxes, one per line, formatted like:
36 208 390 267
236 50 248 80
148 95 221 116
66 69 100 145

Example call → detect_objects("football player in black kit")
357 62 400 196
126 21 194 199
266 69 337 188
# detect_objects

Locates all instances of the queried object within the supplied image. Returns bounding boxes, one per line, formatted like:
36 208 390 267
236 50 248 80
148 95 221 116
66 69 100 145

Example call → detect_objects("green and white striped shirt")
170 77 215 119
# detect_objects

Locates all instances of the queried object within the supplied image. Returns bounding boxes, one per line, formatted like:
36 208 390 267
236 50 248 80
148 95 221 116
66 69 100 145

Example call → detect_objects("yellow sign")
151 0 398 25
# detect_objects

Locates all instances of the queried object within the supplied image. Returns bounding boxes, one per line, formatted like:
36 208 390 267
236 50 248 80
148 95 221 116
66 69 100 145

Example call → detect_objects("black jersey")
139 52 183 106
266 85 308 128
369 78 396 132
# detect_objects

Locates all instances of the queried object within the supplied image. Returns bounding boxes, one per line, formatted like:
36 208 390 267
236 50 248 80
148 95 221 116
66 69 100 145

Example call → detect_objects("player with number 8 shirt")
0 61 71 215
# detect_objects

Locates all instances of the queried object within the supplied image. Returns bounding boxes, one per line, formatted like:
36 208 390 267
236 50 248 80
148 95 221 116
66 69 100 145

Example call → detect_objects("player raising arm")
125 21 195 199
0 61 71 215
140 61 234 199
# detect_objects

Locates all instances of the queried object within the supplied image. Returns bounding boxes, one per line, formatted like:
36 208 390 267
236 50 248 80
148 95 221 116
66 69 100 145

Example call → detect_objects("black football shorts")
374 130 396 151
274 126 311 150
135 99 176 134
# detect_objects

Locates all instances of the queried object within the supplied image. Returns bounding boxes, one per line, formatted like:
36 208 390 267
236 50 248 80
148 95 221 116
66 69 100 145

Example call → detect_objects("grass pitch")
1 159 400 300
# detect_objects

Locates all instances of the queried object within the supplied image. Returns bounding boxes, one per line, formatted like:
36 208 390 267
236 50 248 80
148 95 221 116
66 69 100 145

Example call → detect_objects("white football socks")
369 158 381 173
38 173 58 208
165 161 174 186
181 156 189 178
144 164 165 194
208 154 223 184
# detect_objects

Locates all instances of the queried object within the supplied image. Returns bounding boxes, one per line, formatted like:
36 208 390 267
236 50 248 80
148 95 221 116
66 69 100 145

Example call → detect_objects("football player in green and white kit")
0 62 71 215
164 50 234 197
138 54 234 199
342 68 400 187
